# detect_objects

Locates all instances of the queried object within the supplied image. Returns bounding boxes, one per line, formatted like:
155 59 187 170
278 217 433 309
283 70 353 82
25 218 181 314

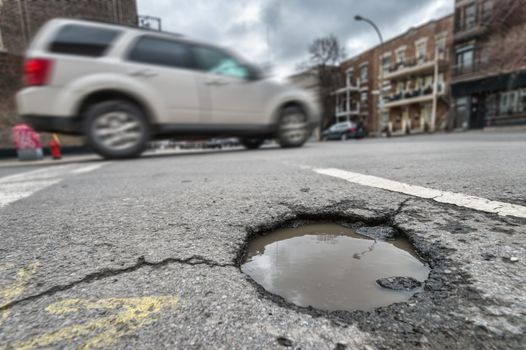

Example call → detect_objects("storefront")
451 71 526 128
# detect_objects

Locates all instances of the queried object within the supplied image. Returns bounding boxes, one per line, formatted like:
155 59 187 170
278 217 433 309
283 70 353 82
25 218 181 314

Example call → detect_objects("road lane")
0 131 524 349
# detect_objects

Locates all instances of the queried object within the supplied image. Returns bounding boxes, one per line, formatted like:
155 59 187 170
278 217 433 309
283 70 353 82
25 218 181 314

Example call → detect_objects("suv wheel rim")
281 110 308 144
93 112 143 151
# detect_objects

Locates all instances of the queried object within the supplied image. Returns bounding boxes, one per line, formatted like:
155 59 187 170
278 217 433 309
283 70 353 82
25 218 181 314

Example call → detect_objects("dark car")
322 121 366 141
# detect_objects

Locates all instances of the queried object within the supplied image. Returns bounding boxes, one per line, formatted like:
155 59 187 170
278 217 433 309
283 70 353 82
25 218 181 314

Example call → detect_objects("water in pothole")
241 223 430 312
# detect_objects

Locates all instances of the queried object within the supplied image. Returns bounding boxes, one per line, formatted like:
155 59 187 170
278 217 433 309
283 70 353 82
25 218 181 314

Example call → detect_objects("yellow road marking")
5 296 179 350
0 262 40 326
0 263 15 273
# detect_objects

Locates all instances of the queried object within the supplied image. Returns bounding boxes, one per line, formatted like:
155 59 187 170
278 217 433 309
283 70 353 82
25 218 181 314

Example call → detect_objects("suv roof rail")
53 17 184 38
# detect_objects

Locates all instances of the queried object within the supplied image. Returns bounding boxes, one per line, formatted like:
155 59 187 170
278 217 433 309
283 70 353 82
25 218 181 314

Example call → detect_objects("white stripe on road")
314 168 526 219
0 163 108 208
71 163 109 174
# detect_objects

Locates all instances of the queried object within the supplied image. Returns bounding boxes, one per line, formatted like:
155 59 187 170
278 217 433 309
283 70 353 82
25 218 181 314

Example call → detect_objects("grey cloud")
137 0 453 74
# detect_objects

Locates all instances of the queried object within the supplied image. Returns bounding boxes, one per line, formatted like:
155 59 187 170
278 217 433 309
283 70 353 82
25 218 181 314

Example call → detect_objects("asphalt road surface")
0 131 525 350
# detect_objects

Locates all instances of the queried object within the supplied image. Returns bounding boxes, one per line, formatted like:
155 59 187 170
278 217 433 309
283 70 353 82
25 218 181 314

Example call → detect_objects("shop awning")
451 71 526 97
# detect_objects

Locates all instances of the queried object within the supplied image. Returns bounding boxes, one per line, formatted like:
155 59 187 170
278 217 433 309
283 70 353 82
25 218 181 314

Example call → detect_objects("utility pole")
431 48 439 133
354 15 384 135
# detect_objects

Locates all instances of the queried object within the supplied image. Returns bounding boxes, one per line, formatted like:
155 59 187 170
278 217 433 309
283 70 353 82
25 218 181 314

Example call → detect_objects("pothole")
241 223 430 312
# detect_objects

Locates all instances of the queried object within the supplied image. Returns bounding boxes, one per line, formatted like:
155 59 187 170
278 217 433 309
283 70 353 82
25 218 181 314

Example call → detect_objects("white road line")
0 163 108 208
314 168 526 219
71 163 109 174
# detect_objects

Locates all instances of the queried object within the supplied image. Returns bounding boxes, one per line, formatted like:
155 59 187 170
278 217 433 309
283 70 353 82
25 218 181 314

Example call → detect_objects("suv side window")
192 46 248 79
49 24 121 57
128 36 190 69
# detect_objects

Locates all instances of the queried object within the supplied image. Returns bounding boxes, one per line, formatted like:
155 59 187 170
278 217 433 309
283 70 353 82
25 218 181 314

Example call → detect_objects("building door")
455 97 470 129
470 95 486 129
422 103 433 131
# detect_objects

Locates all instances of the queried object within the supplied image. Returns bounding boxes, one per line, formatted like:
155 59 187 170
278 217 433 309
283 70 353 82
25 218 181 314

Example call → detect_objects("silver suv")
17 19 320 158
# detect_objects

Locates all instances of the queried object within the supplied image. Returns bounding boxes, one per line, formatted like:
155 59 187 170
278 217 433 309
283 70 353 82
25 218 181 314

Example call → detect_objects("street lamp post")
355 15 384 136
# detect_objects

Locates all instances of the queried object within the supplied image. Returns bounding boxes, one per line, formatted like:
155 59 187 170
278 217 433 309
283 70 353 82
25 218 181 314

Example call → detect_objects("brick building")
381 15 454 135
332 15 454 135
333 48 379 133
451 0 526 129
0 0 138 149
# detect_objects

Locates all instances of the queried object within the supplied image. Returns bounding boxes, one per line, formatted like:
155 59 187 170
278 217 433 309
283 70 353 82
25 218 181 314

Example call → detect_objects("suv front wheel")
276 105 310 148
84 100 150 159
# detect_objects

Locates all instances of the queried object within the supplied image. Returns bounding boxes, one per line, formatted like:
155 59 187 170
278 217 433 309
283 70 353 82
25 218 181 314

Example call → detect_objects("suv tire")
241 138 265 150
276 105 310 148
84 100 150 159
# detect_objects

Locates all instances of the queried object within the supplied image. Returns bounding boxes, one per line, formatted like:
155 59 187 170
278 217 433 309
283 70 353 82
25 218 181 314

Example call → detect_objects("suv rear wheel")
276 105 310 148
84 100 150 159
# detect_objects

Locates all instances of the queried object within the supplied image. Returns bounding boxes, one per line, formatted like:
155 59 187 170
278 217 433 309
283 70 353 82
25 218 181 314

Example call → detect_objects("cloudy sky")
137 0 453 78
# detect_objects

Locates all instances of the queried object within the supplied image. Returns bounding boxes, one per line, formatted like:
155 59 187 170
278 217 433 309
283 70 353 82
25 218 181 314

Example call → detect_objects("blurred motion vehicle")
17 19 320 159
321 121 366 141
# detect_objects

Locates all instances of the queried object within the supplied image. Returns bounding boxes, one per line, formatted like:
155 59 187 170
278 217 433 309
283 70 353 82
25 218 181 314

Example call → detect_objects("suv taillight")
24 58 53 86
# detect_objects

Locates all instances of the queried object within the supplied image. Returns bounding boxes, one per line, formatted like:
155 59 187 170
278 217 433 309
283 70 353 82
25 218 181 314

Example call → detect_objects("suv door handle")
129 69 157 78
206 79 228 86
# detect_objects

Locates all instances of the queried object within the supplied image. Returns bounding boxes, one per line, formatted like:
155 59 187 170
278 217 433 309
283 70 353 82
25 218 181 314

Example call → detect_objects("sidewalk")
0 153 102 168
0 147 242 168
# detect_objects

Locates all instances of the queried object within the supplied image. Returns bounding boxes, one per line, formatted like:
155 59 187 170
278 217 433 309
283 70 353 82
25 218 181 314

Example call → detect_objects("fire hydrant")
49 134 62 160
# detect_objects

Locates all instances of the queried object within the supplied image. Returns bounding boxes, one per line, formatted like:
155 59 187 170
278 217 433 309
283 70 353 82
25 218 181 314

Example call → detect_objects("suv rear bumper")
22 115 84 135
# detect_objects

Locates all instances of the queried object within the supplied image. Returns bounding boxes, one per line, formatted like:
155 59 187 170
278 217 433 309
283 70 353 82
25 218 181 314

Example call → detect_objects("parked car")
321 121 366 141
17 19 320 159
205 139 224 149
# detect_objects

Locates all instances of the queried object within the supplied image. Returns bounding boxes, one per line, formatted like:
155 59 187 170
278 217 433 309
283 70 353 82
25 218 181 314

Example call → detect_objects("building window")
415 40 427 63
456 45 474 73
463 3 477 30
482 0 493 21
347 69 354 86
0 26 5 52
380 81 390 105
396 81 405 94
500 92 510 114
361 91 368 105
416 77 424 90
495 90 526 114
396 48 406 65
486 94 498 116
359 64 368 82
436 36 447 60
437 73 445 93
382 55 391 74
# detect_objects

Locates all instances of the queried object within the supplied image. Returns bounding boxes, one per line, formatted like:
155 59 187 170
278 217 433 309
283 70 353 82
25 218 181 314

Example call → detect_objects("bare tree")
482 0 526 75
299 34 347 129
308 34 347 67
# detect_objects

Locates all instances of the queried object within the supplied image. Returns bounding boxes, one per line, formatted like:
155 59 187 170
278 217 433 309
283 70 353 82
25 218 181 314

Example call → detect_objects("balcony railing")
333 78 363 95
388 57 427 73
384 56 447 81
386 87 433 103
453 60 491 79
383 84 446 108
454 22 488 42
335 103 360 116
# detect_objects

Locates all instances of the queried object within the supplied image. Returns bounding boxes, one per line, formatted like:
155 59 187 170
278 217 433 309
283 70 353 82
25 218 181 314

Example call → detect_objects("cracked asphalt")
0 131 525 349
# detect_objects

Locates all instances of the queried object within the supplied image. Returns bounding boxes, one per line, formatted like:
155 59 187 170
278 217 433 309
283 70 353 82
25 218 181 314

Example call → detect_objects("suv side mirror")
245 64 262 81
